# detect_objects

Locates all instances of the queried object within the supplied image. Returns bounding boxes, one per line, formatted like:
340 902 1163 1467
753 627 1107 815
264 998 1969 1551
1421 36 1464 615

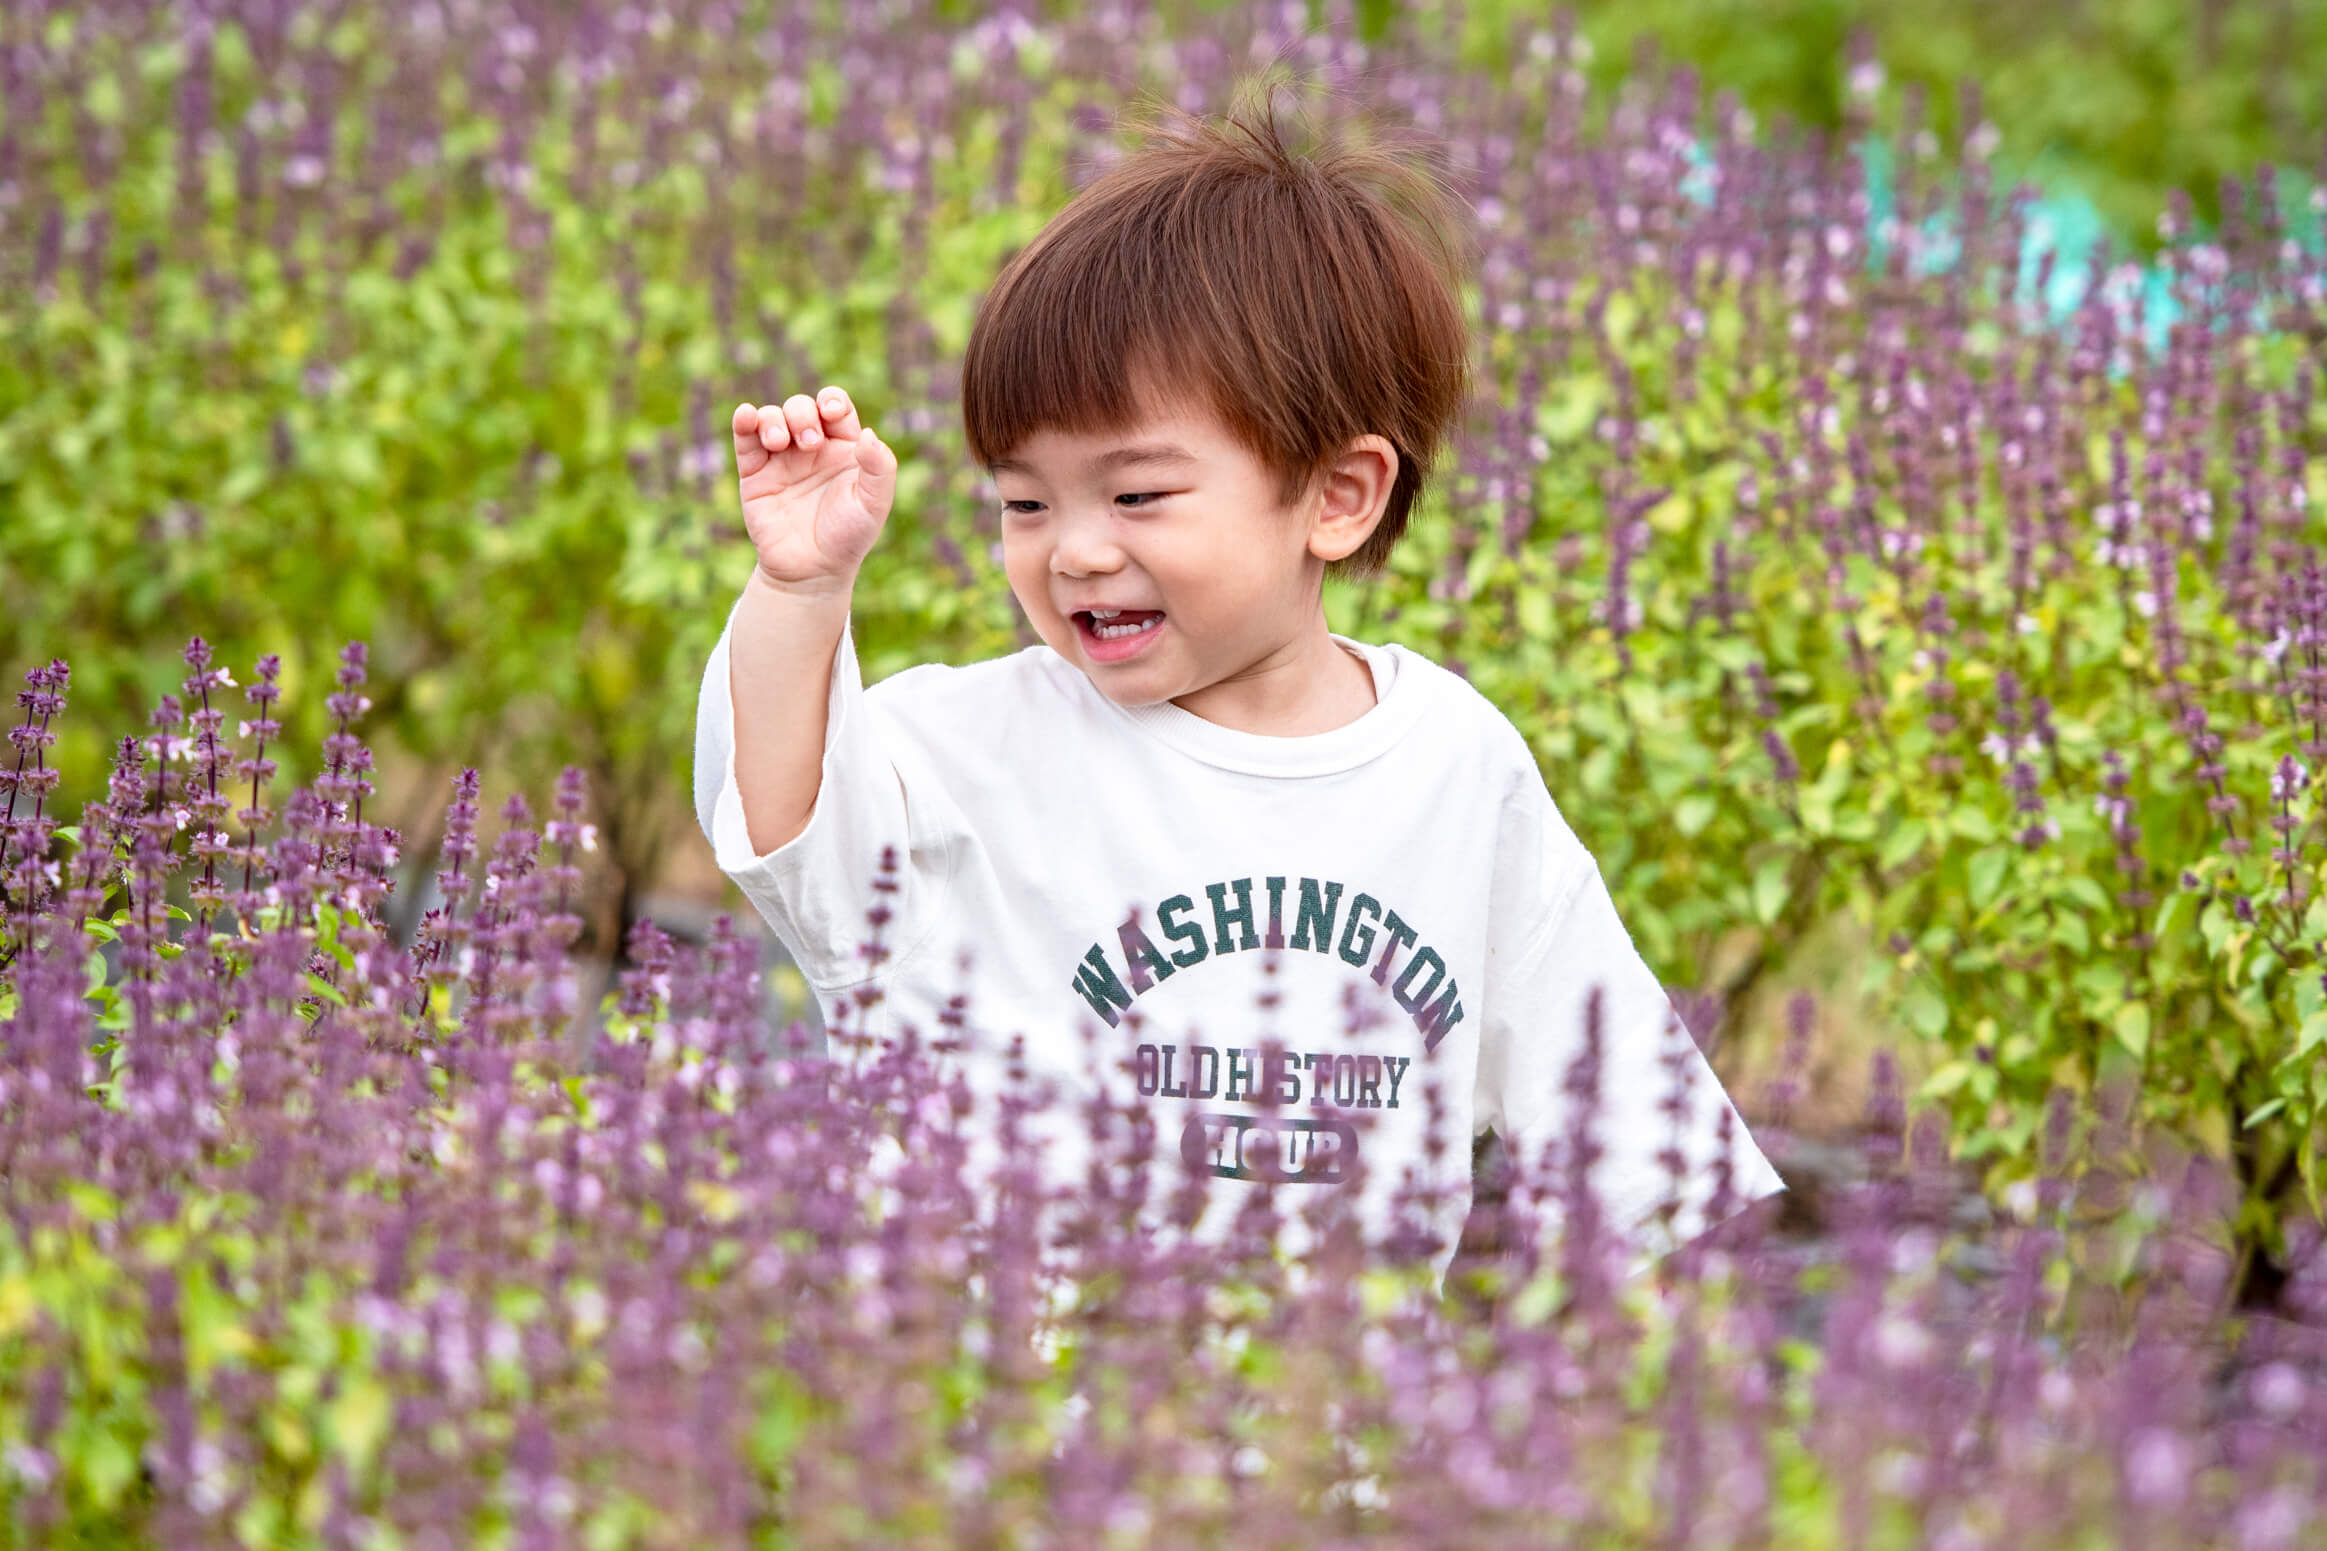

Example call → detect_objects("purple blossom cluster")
5 1 2326 1229
3 0 2327 1535
4 647 2327 1546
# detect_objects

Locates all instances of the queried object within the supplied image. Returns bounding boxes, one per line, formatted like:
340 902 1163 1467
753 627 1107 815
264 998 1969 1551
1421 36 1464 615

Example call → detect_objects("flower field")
3 0 2327 1544
3 650 2326 1544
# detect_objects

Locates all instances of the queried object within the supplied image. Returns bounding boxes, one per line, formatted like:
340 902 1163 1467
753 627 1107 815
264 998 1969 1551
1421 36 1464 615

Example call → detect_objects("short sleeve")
1480 852 1787 1273
691 595 961 995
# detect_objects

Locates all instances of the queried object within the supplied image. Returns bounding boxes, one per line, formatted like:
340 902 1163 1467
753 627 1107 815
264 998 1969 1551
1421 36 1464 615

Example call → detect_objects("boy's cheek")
1002 566 1058 625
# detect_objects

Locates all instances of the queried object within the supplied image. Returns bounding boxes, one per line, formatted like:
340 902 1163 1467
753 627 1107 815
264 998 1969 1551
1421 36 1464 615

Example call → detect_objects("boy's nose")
1048 509 1127 576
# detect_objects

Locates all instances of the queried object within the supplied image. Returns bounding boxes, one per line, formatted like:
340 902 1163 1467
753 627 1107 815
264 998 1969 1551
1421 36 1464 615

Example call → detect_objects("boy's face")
991 391 1389 710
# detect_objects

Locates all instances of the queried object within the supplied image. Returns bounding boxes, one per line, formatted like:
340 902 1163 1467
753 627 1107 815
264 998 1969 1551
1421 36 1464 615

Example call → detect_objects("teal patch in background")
1669 129 2327 366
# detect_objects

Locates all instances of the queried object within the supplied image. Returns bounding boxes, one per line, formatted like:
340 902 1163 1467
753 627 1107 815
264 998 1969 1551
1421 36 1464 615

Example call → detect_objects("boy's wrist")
747 564 858 605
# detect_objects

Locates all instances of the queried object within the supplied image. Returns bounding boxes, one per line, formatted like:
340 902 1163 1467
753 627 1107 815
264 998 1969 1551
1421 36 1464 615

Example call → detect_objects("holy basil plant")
3 0 2324 1377
1 641 2325 1545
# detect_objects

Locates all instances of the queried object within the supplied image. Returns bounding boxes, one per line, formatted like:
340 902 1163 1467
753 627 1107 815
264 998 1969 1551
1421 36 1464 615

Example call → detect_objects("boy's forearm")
728 566 856 856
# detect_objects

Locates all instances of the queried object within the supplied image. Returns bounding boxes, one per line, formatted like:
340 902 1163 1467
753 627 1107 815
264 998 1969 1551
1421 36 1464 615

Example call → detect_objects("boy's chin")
1073 658 1202 711
1084 672 1177 710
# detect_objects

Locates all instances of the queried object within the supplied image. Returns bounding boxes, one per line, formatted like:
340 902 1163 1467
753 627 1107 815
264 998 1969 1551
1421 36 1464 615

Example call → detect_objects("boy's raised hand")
732 387 898 594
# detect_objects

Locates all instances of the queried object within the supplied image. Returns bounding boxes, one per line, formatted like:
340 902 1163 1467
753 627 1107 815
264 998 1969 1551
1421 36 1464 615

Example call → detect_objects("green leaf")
1750 855 1789 926
2302 1121 2322 1220
329 1375 394 1470
1967 845 2013 912
1644 490 1694 535
1517 586 1552 642
2075 961 2127 1012
1949 806 1998 843
1673 794 1717 837
2243 1098 2289 1130
1876 818 1928 872
750 1375 809 1471
2200 901 2234 957
2114 1001 2150 1061
2151 888 2191 943
1536 376 1605 443
1917 1060 1973 1100
2058 875 2110 913
74 1426 140 1509
65 1181 120 1221
1902 982 1949 1039
1580 744 1619 795
218 461 268 506
2295 1009 2327 1062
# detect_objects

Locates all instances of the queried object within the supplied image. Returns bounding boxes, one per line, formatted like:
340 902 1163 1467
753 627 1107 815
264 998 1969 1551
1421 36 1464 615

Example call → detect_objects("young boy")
693 97 1784 1281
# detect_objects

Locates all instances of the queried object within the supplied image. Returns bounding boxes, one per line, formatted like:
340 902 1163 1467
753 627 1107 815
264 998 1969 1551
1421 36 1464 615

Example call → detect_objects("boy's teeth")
1093 615 1160 640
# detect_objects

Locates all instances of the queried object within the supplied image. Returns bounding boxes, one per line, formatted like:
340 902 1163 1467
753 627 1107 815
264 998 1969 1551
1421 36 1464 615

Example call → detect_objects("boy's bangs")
963 240 1243 479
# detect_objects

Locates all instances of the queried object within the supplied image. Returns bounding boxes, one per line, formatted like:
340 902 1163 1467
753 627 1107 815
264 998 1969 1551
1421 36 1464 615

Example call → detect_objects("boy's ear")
1306 435 1400 565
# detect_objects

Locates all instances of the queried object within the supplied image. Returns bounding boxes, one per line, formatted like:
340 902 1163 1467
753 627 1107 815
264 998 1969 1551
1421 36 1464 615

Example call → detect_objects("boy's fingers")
732 402 771 473
783 393 822 446
857 429 896 489
817 385 861 438
734 389 869 471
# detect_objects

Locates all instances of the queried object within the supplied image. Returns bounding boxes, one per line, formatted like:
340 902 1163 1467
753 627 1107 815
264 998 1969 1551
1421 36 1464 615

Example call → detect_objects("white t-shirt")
694 600 1786 1280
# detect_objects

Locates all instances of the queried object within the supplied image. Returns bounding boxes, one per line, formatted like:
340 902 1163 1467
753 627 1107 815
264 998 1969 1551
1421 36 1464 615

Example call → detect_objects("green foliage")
17 2 2324 924
1404 247 2326 1251
0 5 1046 909
1435 0 2327 255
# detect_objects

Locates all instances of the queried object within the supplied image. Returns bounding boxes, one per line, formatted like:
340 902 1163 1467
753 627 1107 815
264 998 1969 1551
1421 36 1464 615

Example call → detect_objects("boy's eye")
999 493 1166 514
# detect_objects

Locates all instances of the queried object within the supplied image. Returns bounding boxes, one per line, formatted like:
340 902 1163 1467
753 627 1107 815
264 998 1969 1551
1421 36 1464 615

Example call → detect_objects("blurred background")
3 0 2321 1123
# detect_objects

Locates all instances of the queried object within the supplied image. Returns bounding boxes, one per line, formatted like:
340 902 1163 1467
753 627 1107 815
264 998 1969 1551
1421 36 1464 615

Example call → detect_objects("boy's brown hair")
960 77 1479 582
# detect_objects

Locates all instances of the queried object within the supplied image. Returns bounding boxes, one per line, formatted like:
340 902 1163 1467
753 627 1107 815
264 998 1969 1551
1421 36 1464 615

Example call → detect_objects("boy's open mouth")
1076 609 1166 639
1075 608 1167 660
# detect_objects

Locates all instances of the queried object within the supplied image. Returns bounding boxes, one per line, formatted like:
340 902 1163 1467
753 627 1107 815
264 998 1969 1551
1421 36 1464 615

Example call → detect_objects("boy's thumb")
857 429 897 495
